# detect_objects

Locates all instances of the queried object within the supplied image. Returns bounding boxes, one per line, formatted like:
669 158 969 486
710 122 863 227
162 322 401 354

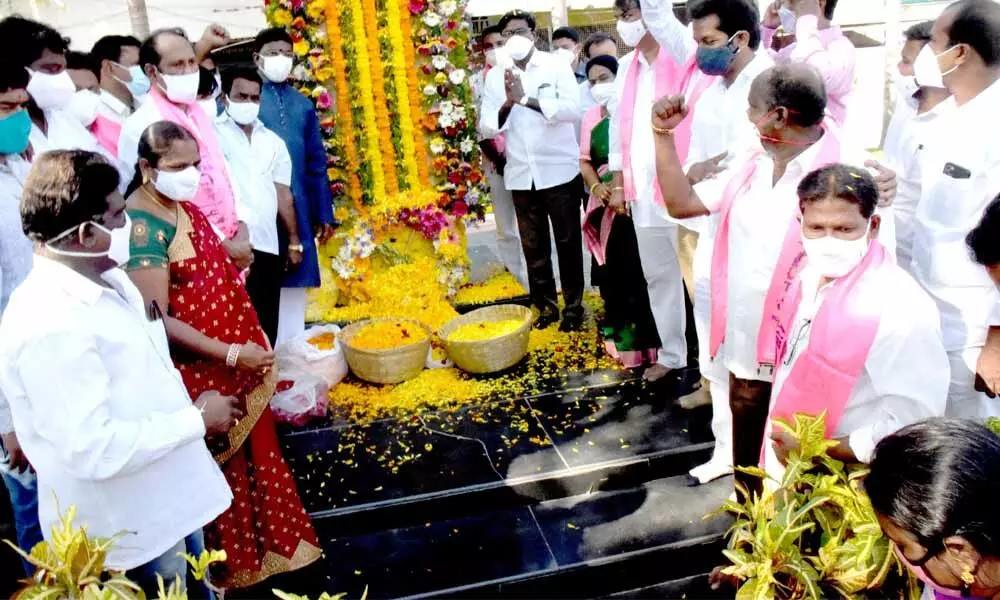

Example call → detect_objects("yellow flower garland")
398 3 430 184
345 0 387 201
383 0 421 191
361 0 399 196
325 0 363 206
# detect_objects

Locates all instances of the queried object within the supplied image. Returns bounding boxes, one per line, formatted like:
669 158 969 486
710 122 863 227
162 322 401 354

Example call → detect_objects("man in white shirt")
91 35 148 125
480 11 584 331
652 63 896 498
676 0 774 486
0 63 43 576
0 149 237 594
215 66 301 345
0 17 114 165
909 0 1000 419
475 25 528 289
579 32 620 115
765 164 948 479
608 0 696 382
882 21 951 271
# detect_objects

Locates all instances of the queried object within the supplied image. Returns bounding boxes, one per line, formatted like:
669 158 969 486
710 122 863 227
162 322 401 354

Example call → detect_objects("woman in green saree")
580 55 660 368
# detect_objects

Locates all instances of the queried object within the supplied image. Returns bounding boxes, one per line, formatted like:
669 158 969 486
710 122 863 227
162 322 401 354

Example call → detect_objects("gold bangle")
651 122 675 136
611 186 625 191
589 182 602 194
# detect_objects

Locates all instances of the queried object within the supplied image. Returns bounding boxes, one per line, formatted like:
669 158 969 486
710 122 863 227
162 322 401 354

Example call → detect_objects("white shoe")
688 459 732 485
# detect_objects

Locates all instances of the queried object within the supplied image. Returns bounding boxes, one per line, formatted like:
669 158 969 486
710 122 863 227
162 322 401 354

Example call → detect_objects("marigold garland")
398 3 431 184
344 0 387 202
360 0 398 195
384 0 422 191
324 0 363 206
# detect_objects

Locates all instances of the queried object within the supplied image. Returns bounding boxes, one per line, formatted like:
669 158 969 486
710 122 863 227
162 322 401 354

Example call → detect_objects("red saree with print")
164 202 321 589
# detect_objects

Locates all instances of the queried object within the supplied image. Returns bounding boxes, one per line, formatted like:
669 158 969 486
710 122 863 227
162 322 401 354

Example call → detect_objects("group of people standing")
0 18 337 594
475 0 1000 509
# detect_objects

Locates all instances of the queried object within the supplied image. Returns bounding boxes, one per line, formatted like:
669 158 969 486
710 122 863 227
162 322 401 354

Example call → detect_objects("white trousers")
946 347 997 419
486 167 529 288
635 225 687 369
694 261 732 468
276 287 308 346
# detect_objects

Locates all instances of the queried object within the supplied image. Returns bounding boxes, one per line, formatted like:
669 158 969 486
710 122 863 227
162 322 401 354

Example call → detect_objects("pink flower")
316 89 333 110
452 200 468 217
409 0 427 14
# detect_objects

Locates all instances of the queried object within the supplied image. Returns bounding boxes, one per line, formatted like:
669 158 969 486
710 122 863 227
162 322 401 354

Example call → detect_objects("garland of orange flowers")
383 0 421 191
398 2 430 184
324 0 363 207
360 0 398 196
345 0 387 201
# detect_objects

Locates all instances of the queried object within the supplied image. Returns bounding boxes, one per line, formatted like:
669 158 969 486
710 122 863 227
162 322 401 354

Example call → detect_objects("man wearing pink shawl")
760 0 855 128
763 164 947 482
118 29 251 271
651 63 897 500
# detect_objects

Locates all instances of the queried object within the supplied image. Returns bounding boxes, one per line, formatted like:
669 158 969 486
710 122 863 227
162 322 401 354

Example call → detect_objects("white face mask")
157 69 200 105
554 47 577 65
801 222 872 278
27 69 76 111
67 89 102 127
260 55 294 83
154 166 201 202
778 6 798 33
227 98 260 125
590 82 616 106
485 49 499 67
504 35 535 61
913 44 957 89
895 74 919 100
616 19 647 48
45 213 132 268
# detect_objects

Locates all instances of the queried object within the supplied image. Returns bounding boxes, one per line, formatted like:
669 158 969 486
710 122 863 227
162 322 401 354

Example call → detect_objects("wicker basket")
340 318 431 384
440 305 533 374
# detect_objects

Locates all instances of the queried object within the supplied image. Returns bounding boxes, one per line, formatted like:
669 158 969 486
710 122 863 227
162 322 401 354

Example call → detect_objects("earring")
961 564 975 586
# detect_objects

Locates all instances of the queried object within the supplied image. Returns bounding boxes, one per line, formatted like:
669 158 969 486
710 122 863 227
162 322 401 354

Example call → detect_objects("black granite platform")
234 370 732 599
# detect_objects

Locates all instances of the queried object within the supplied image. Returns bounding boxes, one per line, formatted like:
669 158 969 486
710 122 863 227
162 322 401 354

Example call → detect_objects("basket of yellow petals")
340 318 432 384
440 305 533 374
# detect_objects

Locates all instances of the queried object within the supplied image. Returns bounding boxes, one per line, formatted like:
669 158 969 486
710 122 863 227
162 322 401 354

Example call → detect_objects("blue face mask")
0 110 32 156
114 64 151 97
695 33 740 76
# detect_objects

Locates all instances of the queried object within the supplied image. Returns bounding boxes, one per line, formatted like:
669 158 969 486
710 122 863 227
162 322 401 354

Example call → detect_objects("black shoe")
559 313 584 332
534 311 559 330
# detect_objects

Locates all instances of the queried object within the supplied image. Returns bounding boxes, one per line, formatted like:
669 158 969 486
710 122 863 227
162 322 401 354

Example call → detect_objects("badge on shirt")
943 162 972 179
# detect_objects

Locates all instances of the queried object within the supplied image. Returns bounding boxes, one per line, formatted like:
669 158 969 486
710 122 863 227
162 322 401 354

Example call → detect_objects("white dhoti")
946 346 996 419
486 166 528 288
687 216 732 484
276 287 308 346
634 224 687 370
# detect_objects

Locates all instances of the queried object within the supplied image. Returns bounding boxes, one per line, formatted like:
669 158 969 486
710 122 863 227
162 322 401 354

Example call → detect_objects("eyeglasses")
502 27 531 39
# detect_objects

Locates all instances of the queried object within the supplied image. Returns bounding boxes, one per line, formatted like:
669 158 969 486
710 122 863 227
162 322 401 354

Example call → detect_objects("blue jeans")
1 470 42 576
126 530 215 599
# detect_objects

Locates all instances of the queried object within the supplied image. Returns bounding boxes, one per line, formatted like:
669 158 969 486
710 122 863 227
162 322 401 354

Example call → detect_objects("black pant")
729 374 772 502
511 176 585 318
245 250 283 346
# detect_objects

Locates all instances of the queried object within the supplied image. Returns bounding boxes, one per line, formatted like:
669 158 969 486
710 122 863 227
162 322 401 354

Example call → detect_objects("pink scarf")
769 241 887 437
148 89 239 239
709 125 840 364
619 53 715 206
90 114 121 158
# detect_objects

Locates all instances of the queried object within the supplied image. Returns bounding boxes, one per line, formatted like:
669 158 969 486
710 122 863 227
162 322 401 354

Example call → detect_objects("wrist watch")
288 243 304 252
519 95 529 106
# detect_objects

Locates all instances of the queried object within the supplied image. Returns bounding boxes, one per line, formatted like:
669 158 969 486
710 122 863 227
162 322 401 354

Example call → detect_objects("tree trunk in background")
127 0 150 39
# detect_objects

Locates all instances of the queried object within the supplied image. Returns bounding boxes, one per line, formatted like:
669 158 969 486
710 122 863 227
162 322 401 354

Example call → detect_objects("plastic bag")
275 324 348 388
270 372 329 426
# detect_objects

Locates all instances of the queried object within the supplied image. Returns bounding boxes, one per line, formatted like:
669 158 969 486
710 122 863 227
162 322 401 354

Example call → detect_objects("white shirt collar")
100 89 132 118
32 256 109 306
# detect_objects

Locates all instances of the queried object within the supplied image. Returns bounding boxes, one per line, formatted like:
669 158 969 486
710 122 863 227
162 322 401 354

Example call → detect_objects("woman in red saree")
123 121 321 589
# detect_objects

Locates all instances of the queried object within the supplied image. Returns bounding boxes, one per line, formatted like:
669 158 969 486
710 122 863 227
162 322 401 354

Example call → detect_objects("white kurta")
697 140 896 383
763 261 949 480
910 79 1000 418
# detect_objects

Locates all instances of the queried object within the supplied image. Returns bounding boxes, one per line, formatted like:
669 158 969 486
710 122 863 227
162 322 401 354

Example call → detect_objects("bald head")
139 28 198 77
750 63 827 128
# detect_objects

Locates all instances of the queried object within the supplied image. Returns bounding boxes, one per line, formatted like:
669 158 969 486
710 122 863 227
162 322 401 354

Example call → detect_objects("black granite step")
250 474 733 599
